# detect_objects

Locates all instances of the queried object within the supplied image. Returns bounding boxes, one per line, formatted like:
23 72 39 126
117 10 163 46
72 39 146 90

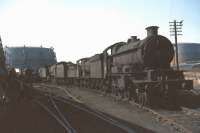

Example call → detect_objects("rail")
35 96 77 133
34 84 137 133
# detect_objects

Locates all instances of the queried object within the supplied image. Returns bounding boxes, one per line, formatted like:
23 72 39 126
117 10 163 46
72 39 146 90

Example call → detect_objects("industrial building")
172 43 200 70
4 46 57 72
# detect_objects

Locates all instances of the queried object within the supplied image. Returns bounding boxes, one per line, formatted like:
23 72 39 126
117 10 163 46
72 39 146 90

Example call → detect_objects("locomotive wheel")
115 88 121 100
96 80 99 89
125 90 130 101
147 86 160 108
138 92 147 107
110 86 116 97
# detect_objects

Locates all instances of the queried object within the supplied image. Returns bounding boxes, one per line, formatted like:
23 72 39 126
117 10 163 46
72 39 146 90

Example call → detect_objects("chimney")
131 36 138 42
127 38 131 44
145 26 159 36
127 36 139 44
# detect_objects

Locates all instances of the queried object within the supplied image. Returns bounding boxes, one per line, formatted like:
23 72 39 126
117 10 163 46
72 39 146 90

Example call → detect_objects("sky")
0 0 199 63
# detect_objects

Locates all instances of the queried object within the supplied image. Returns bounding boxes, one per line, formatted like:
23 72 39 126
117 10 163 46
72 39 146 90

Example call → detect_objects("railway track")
34 83 200 133
35 96 77 133
34 84 153 133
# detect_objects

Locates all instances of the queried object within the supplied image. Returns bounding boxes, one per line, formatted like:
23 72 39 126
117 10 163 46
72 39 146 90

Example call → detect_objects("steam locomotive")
39 26 193 108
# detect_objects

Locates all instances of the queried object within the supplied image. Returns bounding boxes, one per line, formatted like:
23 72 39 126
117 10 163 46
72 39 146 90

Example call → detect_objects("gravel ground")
157 108 200 133
63 85 200 133
34 83 182 133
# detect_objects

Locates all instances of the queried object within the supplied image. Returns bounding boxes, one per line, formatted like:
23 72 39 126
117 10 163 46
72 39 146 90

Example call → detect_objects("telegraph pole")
169 20 183 70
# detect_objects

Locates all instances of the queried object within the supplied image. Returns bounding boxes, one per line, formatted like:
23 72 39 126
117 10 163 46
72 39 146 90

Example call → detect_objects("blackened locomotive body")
40 26 193 108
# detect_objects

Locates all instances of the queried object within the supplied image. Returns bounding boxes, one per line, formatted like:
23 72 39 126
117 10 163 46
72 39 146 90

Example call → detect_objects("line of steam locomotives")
38 26 193 108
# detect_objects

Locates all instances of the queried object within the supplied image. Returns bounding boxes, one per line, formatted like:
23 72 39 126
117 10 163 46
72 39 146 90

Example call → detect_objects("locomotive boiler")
111 26 174 71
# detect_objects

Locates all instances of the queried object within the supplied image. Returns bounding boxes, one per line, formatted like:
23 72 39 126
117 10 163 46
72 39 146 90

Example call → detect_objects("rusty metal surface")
67 64 77 78
38 67 47 78
89 54 103 78
48 62 77 79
